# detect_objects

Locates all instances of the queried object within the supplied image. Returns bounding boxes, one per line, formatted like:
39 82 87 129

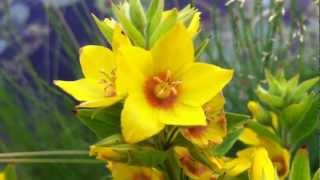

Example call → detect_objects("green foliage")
290 148 311 180
4 165 17 180
288 94 320 147
209 128 243 156
77 104 122 139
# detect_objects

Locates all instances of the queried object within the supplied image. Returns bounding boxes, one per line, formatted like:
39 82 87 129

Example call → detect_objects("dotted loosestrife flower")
181 93 227 148
239 128 290 179
117 23 233 143
108 162 164 180
54 26 131 108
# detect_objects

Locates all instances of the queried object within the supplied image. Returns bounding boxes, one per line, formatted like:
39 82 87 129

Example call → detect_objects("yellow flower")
108 162 164 180
236 128 290 179
181 94 227 148
54 25 131 108
224 147 278 180
250 148 278 180
0 172 4 180
89 145 125 162
118 23 233 143
174 146 214 179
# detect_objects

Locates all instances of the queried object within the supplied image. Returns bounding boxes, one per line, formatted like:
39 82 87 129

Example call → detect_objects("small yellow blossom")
174 146 214 179
89 145 125 162
54 25 131 108
118 23 233 143
236 128 290 179
181 94 227 148
250 148 278 180
108 162 164 180
0 172 4 180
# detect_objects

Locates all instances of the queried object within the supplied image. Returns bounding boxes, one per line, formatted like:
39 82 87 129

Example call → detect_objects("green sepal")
280 94 313 129
4 165 17 180
256 85 284 109
127 148 167 167
149 9 178 47
76 104 121 139
288 94 320 147
112 3 145 47
177 4 197 23
225 112 250 130
146 0 163 22
290 76 319 103
129 0 147 32
92 14 113 44
289 148 311 180
209 128 243 156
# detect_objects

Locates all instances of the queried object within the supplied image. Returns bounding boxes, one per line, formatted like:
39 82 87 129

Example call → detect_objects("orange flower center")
144 70 181 109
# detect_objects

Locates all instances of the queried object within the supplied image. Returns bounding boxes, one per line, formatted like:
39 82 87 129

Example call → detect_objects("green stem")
0 150 89 158
0 158 103 164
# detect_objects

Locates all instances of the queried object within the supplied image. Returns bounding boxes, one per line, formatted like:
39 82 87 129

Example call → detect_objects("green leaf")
149 9 178 47
290 148 311 180
92 14 113 44
256 85 284 109
288 94 320 146
127 148 167 167
146 0 163 22
226 112 250 130
4 165 17 180
312 168 320 180
112 3 145 47
129 0 147 32
209 128 243 156
246 121 283 146
76 104 121 139
291 76 319 103
195 37 210 58
281 94 313 129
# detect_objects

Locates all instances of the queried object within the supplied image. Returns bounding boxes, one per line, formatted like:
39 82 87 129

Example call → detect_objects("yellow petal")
109 162 164 180
89 145 124 161
151 23 194 75
239 128 261 146
224 156 252 176
159 103 206 126
203 93 226 116
174 146 213 179
54 79 105 101
80 45 115 79
180 63 234 106
187 12 201 38
250 148 278 180
116 46 154 94
259 138 290 179
112 25 131 51
77 96 123 108
181 112 227 148
121 95 165 143
0 172 4 180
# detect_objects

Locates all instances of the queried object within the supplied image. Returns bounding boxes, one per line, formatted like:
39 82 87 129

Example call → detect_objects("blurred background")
0 0 319 179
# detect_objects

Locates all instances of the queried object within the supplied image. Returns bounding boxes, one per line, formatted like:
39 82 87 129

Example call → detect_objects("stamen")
171 87 178 96
153 76 163 83
165 70 172 81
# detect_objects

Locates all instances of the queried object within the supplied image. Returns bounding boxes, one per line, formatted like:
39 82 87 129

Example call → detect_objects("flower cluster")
53 0 319 180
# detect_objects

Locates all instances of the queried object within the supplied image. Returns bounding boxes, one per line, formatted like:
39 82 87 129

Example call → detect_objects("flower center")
100 69 117 97
144 70 181 109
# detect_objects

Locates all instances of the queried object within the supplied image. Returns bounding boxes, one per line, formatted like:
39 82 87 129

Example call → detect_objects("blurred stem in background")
0 0 319 179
